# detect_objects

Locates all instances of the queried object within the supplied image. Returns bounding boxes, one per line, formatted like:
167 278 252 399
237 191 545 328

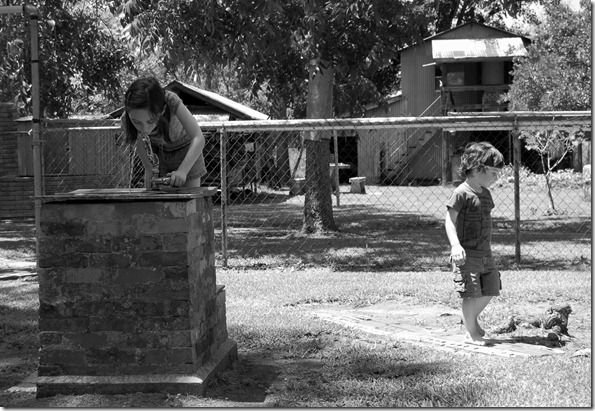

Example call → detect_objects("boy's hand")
451 245 466 265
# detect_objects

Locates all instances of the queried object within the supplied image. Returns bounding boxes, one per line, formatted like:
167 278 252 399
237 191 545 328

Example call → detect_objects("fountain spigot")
139 133 165 190
151 176 171 189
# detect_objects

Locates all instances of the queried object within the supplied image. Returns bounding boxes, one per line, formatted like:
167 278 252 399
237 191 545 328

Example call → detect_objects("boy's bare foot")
476 324 486 337
464 333 488 346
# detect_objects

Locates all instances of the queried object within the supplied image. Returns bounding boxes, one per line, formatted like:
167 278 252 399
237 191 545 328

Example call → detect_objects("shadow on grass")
0 218 36 260
220 321 484 406
206 332 470 407
205 352 281 403
0 296 39 354
491 216 591 243
0 280 39 395
215 199 589 271
1 192 590 272
314 358 486 407
216 196 450 271
0 238 36 254
224 228 449 271
491 216 591 271
490 335 565 349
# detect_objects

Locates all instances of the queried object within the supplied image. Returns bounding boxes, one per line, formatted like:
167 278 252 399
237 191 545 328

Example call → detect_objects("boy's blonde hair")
459 141 504 177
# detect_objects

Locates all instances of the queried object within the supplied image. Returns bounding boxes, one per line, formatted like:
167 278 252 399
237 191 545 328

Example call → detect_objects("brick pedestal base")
36 188 236 397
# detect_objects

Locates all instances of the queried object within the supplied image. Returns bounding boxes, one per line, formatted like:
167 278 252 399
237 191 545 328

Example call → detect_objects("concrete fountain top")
36 187 218 203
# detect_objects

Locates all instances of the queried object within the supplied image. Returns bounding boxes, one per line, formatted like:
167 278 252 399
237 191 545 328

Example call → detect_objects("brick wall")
0 103 18 175
0 106 130 219
0 103 34 218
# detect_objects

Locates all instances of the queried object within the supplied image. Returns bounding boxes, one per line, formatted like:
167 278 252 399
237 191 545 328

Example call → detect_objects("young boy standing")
444 142 505 346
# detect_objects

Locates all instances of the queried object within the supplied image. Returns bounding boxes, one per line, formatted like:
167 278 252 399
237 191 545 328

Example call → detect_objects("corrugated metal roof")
398 22 531 54
432 37 527 61
169 81 269 120
424 22 530 43
107 80 269 120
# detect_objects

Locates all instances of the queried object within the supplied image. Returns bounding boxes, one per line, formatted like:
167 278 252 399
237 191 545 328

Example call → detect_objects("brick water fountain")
35 187 236 397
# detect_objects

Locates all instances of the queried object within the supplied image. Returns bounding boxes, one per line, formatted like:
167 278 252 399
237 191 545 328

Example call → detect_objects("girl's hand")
450 245 466 265
167 170 188 187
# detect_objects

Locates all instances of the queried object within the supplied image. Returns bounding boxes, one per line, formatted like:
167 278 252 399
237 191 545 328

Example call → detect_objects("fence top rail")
40 126 122 132
29 111 591 133
23 117 120 124
203 111 592 132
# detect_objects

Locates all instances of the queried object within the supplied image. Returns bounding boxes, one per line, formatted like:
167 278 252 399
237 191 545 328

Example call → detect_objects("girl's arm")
169 103 206 187
445 208 466 264
135 138 154 189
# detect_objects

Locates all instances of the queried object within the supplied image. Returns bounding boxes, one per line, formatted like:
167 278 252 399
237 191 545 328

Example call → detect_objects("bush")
494 165 585 189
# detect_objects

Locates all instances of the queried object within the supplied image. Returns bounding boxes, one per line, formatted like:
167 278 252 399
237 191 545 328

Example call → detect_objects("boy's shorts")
451 253 501 299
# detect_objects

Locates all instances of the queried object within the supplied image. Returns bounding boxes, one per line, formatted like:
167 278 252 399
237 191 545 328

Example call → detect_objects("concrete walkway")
315 301 565 357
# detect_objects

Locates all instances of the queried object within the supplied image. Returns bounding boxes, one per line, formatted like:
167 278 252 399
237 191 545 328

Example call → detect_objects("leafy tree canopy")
117 0 431 118
1 0 134 117
1 0 539 118
117 0 535 118
505 0 591 111
421 0 532 34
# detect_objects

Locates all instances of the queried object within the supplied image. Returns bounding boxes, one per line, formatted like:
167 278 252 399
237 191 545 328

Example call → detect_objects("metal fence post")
512 127 522 265
220 127 228 268
441 130 449 185
333 129 340 207
27 6 42 256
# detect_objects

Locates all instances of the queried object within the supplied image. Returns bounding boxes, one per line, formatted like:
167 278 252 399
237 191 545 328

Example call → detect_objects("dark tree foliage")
116 0 430 119
422 0 531 35
1 0 134 117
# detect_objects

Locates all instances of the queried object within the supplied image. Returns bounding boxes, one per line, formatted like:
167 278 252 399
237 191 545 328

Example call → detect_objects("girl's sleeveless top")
150 91 192 152
122 90 207 175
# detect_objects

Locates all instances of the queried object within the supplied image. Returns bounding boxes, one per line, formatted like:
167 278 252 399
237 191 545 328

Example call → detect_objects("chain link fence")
36 112 591 271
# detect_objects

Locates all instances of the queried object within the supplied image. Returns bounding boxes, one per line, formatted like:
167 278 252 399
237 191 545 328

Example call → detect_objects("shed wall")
401 42 439 117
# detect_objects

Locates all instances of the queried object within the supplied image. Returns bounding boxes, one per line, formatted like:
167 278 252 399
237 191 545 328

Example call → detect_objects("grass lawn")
218 182 590 271
0 175 590 408
0 264 591 407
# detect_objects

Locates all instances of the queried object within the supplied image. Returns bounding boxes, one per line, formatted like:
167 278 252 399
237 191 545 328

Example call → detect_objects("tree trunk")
573 142 583 172
303 58 337 233
541 155 557 213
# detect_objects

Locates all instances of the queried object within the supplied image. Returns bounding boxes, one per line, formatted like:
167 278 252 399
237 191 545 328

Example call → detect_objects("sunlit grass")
212 267 591 407
0 264 590 407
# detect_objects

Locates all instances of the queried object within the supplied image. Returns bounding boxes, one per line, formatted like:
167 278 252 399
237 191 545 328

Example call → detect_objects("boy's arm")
445 208 466 264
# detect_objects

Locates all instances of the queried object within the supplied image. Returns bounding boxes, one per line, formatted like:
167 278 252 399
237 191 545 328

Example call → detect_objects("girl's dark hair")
458 141 504 177
123 77 170 144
